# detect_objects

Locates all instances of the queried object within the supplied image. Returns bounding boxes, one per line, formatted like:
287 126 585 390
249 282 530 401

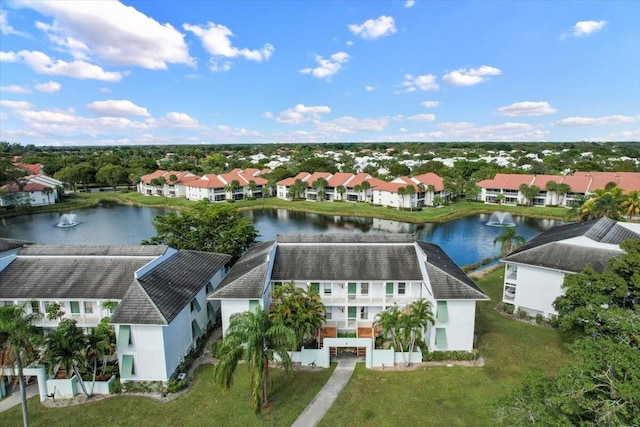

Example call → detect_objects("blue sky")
1 0 638 146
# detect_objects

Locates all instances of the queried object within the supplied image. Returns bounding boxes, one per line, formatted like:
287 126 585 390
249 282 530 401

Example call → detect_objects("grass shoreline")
1 191 570 223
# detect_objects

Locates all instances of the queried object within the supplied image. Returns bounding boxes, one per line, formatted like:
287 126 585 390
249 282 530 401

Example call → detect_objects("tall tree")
545 180 558 205
0 304 39 427
405 185 415 211
397 186 406 209
493 226 526 256
312 177 328 201
44 319 91 397
142 201 257 261
42 186 53 205
336 185 346 201
213 308 296 413
360 180 371 203
622 190 640 219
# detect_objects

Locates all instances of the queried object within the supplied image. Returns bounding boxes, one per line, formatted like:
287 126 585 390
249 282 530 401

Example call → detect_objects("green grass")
2 364 335 427
319 269 570 427
1 191 570 223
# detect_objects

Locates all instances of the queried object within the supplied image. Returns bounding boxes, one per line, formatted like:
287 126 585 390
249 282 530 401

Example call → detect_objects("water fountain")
57 213 79 228
486 212 516 227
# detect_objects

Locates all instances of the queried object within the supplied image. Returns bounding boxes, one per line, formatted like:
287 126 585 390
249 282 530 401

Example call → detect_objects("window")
360 283 369 296
347 306 357 319
325 307 332 320
30 301 40 314
121 354 134 378
435 328 447 350
437 301 448 322
119 325 131 347
191 319 202 339
348 283 356 299
190 298 201 312
360 307 368 320
385 282 394 297
70 301 80 315
310 282 320 294
398 283 406 295
206 283 213 294
324 283 332 295
84 301 93 314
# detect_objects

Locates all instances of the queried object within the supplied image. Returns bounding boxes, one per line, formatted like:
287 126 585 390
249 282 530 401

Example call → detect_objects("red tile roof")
327 172 353 187
345 173 371 188
1 182 46 192
187 174 226 189
478 172 640 193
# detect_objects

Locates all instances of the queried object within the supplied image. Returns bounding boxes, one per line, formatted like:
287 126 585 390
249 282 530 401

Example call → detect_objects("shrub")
166 378 188 394
424 349 479 362
517 309 530 320
535 314 544 324
109 378 122 394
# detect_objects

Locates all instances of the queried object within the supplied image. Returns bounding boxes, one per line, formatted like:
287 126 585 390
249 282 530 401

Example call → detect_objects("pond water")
0 206 562 268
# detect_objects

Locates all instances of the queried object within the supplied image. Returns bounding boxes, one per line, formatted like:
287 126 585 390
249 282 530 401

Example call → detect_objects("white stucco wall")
162 305 196 379
220 299 257 334
118 325 167 382
431 300 477 351
512 264 566 316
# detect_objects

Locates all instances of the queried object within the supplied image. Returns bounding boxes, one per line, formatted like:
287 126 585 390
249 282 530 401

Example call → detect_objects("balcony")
503 286 516 302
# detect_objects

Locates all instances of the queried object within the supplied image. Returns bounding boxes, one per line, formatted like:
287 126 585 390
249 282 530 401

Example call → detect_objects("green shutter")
121 355 134 378
70 301 80 314
348 283 356 294
436 328 447 350
118 325 131 348
249 300 260 311
348 306 356 319
191 319 203 338
385 282 394 296
437 301 449 322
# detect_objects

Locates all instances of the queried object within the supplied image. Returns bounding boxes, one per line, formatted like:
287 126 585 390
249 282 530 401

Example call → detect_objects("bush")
517 309 530 320
424 349 479 362
122 381 165 393
535 314 544 324
166 378 188 394
497 302 514 315
109 378 122 394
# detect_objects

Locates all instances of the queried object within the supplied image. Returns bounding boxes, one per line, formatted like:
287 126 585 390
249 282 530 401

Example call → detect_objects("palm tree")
402 299 434 365
312 178 328 201
556 183 571 207
85 320 115 395
360 180 371 203
374 305 402 351
0 304 39 427
336 185 346 201
42 186 53 205
493 226 526 256
622 190 640 220
44 319 90 397
247 180 257 198
397 186 406 209
545 180 558 205
353 184 362 201
405 185 415 211
213 308 296 414
495 193 505 205
426 184 436 206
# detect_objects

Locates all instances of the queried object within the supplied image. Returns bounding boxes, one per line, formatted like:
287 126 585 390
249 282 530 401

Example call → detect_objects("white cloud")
99 87 110 93
365 85 375 92
401 74 438 92
317 116 389 134
275 104 331 124
184 22 273 71
442 65 501 86
35 81 61 93
263 111 274 119
17 0 194 69
18 50 123 81
399 127 407 132
86 100 150 117
404 0 416 8
556 115 637 127
300 52 349 80
0 9 27 36
0 85 32 93
497 101 556 117
571 20 607 37
421 101 440 108
346 40 355 46
0 51 18 62
158 112 200 128
348 16 397 40
404 113 436 122
0 100 34 110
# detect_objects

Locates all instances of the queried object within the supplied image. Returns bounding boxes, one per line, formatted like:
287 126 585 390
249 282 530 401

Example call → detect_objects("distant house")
372 173 446 208
500 217 640 318
0 174 62 207
210 234 489 356
477 172 640 207
0 242 230 382
138 170 199 198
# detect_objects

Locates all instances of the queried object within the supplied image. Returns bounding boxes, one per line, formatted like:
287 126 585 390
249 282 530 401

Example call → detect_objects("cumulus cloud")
275 104 331 124
400 74 438 92
556 115 637 127
0 100 34 110
348 16 396 40
0 51 18 62
86 100 150 117
317 116 389 134
184 22 274 71
17 50 123 81
442 65 501 86
17 0 194 69
564 20 607 38
404 113 436 122
497 101 557 117
404 0 416 8
1 85 32 93
365 85 375 92
158 112 200 128
300 52 349 80
421 101 440 108
35 81 61 93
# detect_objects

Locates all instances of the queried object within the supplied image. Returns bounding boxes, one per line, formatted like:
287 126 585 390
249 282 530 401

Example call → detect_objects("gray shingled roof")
212 234 488 301
0 237 32 252
211 240 275 299
502 217 635 273
416 241 489 300
18 245 168 257
271 244 423 281
0 257 149 299
112 250 231 324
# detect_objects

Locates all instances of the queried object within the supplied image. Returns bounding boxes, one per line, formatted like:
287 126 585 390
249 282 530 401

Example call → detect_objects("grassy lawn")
2 364 335 427
1 191 570 223
319 269 571 427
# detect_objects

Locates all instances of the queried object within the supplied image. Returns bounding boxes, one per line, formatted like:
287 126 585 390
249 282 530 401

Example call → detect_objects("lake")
0 206 562 267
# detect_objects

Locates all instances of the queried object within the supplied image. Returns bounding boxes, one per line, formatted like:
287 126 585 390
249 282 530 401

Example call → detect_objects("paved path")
291 357 357 427
0 383 39 413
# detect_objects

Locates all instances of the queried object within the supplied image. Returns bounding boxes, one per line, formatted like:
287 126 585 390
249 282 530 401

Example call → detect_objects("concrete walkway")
291 357 357 427
0 383 39 413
